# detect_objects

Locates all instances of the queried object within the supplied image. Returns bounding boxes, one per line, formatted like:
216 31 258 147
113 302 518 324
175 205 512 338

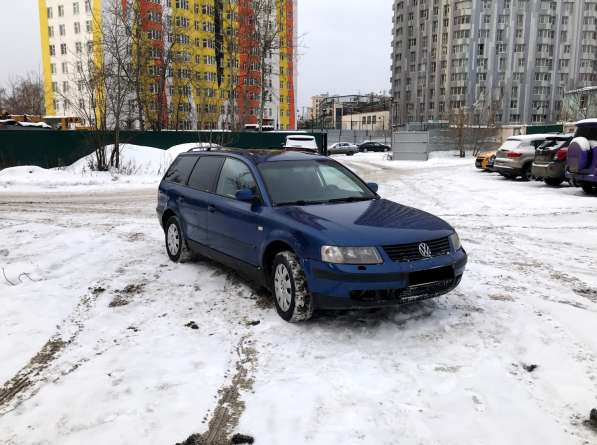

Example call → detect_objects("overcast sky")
0 0 394 110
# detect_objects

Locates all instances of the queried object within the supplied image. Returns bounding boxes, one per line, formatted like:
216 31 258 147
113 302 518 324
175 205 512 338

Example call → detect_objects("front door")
208 157 265 266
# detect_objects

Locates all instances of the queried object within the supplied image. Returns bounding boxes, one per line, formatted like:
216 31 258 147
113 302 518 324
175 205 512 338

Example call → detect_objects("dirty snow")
0 153 597 444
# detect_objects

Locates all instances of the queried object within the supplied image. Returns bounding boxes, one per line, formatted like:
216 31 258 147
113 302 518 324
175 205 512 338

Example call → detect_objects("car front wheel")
272 251 314 322
165 216 195 263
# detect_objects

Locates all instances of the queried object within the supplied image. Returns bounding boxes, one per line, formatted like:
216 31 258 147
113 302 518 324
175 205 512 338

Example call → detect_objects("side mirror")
367 182 379 193
236 188 258 203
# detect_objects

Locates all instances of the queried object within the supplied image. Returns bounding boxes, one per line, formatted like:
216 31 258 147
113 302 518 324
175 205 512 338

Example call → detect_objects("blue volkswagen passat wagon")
157 149 467 322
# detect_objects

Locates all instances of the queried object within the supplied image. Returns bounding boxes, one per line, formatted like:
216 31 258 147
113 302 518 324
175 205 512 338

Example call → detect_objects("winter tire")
581 182 597 196
544 177 564 187
272 251 314 322
521 163 532 181
165 216 195 263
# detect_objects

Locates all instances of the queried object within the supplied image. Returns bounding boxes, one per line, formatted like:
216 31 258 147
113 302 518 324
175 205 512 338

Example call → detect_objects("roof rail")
186 143 222 153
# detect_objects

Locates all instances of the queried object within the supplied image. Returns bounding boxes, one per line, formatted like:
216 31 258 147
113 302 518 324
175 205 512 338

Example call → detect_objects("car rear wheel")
165 216 195 263
581 182 597 195
521 164 532 181
272 251 314 322
544 177 564 187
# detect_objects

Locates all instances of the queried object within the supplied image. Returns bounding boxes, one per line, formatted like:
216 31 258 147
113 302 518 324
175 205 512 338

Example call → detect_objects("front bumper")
532 162 565 179
567 171 597 184
303 249 468 309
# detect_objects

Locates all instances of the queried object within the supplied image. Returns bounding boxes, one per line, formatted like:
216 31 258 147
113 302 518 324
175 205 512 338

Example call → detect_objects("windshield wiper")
325 197 374 204
275 200 326 207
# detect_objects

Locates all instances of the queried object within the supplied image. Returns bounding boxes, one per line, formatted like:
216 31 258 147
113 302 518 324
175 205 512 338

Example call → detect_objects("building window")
47 7 53 19
49 44 56 56
61 43 67 55
58 5 64 17
86 20 92 33
48 26 54 37
73 2 79 14
59 24 66 36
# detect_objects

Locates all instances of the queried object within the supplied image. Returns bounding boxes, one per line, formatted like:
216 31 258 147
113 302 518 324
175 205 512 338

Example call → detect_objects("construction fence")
0 130 327 169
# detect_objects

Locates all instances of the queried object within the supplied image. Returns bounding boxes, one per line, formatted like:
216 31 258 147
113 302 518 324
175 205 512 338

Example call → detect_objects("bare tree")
0 72 45 116
222 0 240 130
239 0 293 131
58 0 134 170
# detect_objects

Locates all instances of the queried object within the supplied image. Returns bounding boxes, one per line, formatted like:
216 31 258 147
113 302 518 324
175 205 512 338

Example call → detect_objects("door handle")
208 204 216 213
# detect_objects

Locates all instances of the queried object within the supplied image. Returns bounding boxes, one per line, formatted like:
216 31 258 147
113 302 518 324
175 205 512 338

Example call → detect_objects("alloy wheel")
274 263 292 312
167 224 180 256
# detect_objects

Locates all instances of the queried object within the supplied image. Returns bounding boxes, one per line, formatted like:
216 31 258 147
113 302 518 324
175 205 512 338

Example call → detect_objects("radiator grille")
383 237 451 262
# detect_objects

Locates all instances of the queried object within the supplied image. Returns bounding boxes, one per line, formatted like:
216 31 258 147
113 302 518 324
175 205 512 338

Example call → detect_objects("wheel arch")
161 208 177 230
262 240 296 283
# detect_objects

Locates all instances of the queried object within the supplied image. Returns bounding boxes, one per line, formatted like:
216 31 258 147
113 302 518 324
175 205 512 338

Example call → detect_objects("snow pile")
0 143 180 191
68 144 173 176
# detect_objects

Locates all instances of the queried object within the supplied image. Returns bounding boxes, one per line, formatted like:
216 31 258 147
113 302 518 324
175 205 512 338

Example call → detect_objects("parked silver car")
328 142 358 156
493 134 553 180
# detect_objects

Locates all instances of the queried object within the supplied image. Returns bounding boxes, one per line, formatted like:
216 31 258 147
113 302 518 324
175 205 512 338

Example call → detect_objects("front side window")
216 158 258 199
258 160 376 206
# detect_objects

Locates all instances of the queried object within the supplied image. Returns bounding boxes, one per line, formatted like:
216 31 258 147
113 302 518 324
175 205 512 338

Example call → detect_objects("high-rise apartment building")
390 0 597 126
38 0 297 130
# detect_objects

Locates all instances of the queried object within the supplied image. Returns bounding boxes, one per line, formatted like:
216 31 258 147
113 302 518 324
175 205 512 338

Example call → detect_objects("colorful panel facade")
38 0 297 130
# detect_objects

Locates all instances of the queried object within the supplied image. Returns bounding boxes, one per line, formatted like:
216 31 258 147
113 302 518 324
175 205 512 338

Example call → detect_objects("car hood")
275 199 454 246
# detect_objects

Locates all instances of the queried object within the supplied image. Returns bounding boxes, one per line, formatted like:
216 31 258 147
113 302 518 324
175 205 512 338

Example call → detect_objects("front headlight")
449 232 462 251
321 246 383 265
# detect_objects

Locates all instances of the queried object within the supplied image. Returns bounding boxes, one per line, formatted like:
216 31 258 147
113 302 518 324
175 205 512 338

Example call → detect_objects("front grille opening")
383 237 451 262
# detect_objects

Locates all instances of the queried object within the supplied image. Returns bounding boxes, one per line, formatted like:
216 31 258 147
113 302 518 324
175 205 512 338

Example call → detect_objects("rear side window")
164 155 197 185
188 156 225 192
576 127 597 141
216 158 258 199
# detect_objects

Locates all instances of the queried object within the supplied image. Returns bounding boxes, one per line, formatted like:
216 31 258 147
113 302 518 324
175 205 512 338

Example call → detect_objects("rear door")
208 157 265 266
181 155 225 245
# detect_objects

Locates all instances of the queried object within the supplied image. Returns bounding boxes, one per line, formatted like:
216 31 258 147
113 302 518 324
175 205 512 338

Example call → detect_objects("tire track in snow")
0 286 104 415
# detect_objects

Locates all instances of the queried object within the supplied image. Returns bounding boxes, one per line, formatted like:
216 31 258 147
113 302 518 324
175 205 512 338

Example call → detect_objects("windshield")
258 160 377 206
538 138 570 150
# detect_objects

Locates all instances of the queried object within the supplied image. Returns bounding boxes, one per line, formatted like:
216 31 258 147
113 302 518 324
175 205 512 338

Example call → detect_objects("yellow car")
475 150 497 171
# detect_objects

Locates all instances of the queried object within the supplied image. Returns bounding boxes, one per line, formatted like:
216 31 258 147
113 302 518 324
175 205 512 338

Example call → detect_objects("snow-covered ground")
1 152 597 444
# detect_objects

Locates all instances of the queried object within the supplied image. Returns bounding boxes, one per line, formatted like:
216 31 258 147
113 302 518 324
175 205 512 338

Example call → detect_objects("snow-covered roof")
507 134 558 141
0 119 17 125
575 118 597 126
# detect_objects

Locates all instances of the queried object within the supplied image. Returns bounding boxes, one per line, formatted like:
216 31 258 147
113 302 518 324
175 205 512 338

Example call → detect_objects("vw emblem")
418 243 432 258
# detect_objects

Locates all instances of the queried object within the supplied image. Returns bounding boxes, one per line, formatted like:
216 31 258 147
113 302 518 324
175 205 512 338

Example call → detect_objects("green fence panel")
526 124 564 135
0 130 327 169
